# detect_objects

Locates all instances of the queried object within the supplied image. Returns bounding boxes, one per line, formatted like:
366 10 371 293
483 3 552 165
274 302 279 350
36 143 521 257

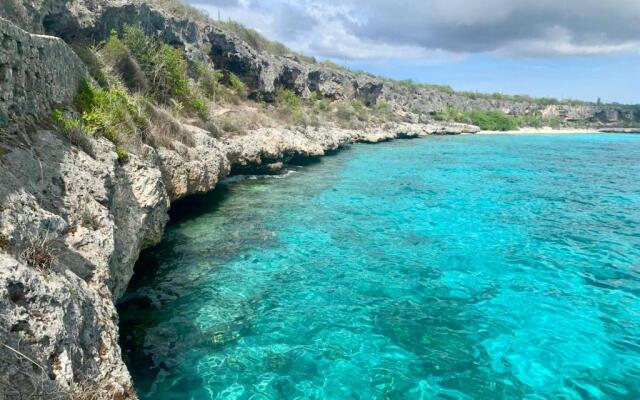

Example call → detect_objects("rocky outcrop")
0 20 478 397
2 0 637 126
0 1 635 398
0 119 476 400
0 17 87 127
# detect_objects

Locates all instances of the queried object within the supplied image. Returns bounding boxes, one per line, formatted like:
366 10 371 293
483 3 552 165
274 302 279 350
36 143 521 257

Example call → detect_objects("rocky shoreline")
0 0 638 398
0 103 476 398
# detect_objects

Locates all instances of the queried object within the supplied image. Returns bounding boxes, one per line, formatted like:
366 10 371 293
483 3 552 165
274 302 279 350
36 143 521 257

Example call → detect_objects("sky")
187 0 640 104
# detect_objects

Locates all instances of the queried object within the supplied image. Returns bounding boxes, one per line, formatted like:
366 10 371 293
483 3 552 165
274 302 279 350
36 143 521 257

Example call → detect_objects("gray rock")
0 2 637 399
0 17 87 127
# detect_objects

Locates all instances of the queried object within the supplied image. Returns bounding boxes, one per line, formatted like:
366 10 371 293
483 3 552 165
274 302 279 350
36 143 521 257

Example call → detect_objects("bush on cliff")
74 80 148 143
51 109 95 157
435 107 519 131
275 89 308 125
112 24 210 119
194 61 223 100
517 113 562 129
466 110 519 131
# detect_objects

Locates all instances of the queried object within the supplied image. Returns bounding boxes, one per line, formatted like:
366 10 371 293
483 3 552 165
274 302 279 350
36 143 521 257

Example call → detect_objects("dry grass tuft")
146 105 197 149
72 381 137 400
20 232 56 271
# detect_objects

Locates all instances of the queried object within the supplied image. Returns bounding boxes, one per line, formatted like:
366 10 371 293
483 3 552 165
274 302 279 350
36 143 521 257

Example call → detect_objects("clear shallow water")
119 134 640 400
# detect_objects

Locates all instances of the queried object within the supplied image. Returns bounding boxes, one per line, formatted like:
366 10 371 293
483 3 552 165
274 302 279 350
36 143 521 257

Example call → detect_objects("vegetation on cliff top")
148 0 616 108
434 106 564 131
59 21 402 156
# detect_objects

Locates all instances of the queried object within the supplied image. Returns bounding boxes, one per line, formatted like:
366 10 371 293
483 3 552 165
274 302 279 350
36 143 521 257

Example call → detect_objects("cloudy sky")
187 0 640 103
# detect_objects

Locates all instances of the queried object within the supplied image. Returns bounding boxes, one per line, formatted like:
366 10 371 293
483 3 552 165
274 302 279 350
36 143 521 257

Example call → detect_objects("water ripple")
119 134 640 399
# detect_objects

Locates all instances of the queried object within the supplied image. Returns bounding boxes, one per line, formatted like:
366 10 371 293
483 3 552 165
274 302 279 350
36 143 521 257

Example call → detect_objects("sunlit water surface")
119 134 640 399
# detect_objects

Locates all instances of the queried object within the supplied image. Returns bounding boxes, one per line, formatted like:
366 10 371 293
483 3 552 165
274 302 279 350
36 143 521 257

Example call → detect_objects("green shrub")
52 109 96 156
351 100 369 122
467 110 518 131
74 80 146 143
227 71 246 97
189 92 210 120
216 20 308 60
220 117 240 133
0 233 10 252
153 43 191 102
276 89 301 113
153 0 210 22
52 109 84 135
306 92 319 104
434 107 519 131
314 98 332 113
194 61 222 100
321 60 350 72
121 25 153 64
71 44 108 87
516 113 562 129
114 24 210 119
115 146 129 165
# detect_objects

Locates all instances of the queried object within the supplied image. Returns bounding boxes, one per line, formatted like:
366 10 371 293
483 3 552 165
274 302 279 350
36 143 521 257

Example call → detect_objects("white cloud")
188 0 640 60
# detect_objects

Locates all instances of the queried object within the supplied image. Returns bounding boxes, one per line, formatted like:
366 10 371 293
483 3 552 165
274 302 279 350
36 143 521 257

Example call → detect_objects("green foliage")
335 101 355 122
0 233 10 252
189 92 210 120
216 20 311 61
435 107 519 131
52 109 84 135
275 89 306 124
276 89 301 112
466 110 519 131
102 30 130 65
370 100 398 123
154 43 191 102
73 79 146 142
51 108 95 157
350 100 369 122
152 0 210 22
115 147 129 165
514 113 562 129
306 92 319 104
112 24 210 120
227 71 246 96
398 79 455 95
220 119 237 133
194 61 222 100
321 60 350 72
314 98 332 113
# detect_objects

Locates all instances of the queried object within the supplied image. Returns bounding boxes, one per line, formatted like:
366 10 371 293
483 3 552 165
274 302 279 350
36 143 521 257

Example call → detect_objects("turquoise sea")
118 133 640 400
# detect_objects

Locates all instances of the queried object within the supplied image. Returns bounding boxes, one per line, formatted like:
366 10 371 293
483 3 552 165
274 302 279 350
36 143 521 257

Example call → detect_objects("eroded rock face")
0 22 478 398
0 123 479 400
3 0 637 126
0 131 160 398
0 1 636 398
0 17 87 126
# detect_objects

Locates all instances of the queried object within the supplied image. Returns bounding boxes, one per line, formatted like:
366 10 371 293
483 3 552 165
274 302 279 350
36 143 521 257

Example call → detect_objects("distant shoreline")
478 127 640 135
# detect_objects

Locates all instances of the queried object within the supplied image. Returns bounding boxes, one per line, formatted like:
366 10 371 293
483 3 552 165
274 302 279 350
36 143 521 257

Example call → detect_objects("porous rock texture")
0 1 636 398
0 14 477 398
1 0 638 124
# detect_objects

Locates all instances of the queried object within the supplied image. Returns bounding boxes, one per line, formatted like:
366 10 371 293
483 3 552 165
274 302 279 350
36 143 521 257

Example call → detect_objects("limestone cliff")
0 12 475 398
2 0 638 125
0 1 636 399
